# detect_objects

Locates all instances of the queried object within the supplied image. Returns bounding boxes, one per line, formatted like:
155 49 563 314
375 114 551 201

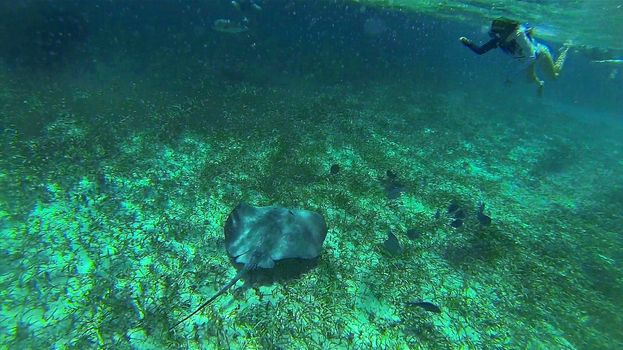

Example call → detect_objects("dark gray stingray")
171 203 327 329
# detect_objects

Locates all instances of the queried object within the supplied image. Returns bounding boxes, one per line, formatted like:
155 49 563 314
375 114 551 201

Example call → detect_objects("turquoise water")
1 1 622 349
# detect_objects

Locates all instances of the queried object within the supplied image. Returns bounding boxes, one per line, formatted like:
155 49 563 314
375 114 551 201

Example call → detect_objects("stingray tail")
169 268 246 331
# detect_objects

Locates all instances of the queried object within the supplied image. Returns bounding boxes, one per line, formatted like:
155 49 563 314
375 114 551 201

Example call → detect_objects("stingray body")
171 203 327 329
213 19 249 34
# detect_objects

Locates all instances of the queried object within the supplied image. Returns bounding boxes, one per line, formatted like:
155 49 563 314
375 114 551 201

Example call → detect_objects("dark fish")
478 214 491 226
382 170 405 199
477 202 492 226
383 231 403 256
406 228 421 240
449 219 463 228
406 301 441 314
385 183 405 199
453 208 466 220
330 164 341 175
447 202 460 214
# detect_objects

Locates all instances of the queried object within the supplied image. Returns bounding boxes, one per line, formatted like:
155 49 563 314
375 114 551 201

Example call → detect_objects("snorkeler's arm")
459 37 499 55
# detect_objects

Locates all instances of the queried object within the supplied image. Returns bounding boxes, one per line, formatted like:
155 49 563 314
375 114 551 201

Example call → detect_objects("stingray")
171 203 328 329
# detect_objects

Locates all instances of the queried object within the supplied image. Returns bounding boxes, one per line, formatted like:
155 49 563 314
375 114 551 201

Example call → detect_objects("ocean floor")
1 63 622 349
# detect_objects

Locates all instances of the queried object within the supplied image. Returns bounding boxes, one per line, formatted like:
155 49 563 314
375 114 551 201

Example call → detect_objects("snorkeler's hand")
459 37 469 44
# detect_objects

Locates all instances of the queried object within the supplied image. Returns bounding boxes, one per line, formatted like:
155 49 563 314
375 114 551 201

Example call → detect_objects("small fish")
386 170 398 180
476 202 492 226
251 2 262 11
330 164 340 175
609 69 619 80
447 202 460 214
406 228 421 240
384 183 405 200
406 301 441 314
232 0 262 12
382 231 403 256
213 19 249 34
382 170 405 199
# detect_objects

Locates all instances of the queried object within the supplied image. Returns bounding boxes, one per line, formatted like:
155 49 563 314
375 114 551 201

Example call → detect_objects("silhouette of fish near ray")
171 203 328 329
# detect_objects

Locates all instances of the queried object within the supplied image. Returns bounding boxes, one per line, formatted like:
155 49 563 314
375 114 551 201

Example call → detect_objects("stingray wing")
224 203 268 258
269 209 327 261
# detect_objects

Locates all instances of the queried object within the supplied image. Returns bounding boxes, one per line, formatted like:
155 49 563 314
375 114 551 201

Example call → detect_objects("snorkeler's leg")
536 45 558 80
553 44 570 75
537 43 570 80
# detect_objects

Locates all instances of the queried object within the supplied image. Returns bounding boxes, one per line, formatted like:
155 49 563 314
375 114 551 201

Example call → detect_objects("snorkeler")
231 0 262 12
213 0 262 34
459 17 571 96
